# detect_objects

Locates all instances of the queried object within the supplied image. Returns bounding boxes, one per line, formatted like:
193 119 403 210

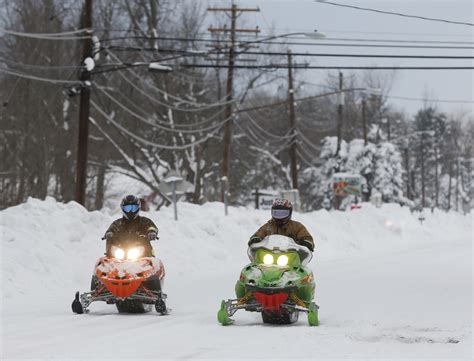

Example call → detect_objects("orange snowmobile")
71 234 169 314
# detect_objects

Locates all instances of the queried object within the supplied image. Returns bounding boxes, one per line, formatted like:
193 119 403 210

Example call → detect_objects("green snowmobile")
218 234 319 326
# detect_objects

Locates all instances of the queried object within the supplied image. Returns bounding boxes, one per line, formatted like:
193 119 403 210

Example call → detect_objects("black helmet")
121 195 140 220
271 198 292 226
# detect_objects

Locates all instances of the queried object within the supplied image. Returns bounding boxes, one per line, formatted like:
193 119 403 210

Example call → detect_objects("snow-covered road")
1 198 472 360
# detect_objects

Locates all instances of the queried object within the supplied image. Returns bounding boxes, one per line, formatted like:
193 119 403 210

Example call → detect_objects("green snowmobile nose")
259 266 286 284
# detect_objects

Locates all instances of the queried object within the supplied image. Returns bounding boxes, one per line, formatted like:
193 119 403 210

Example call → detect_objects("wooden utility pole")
420 134 426 208
456 158 460 211
447 162 452 210
404 147 411 200
362 97 368 146
287 50 298 190
208 3 259 202
434 143 439 207
335 72 343 156
74 0 93 206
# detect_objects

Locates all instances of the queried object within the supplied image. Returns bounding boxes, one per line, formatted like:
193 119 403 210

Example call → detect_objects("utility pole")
447 162 452 210
208 3 259 202
387 117 391 141
420 133 426 208
456 158 460 211
404 147 411 200
362 97 368 146
287 50 298 190
74 0 93 206
335 72 343 156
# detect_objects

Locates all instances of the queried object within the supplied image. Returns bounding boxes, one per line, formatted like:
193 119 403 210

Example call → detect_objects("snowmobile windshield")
247 235 313 266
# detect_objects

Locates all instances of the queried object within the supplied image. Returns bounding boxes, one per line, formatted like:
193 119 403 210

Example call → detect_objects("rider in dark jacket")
249 198 314 252
104 195 158 256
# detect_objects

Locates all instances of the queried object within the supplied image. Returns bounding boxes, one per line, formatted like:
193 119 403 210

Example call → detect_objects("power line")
106 51 234 110
318 37 474 45
97 46 474 60
103 31 474 45
301 81 474 104
298 131 323 154
237 88 366 114
2 28 91 36
244 112 294 141
95 85 229 134
222 32 474 45
2 28 91 40
314 1 474 27
0 67 81 84
388 95 474 104
98 34 474 50
91 100 224 150
96 84 229 129
0 58 82 70
184 64 474 70
231 50 474 60
238 27 474 39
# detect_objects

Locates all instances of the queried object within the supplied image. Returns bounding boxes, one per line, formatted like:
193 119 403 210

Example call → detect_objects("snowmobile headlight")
263 253 274 265
127 246 145 260
112 246 125 260
277 255 289 266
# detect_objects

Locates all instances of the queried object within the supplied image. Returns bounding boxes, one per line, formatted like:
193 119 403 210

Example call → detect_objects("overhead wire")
2 28 91 40
0 57 83 70
297 131 323 154
98 34 474 50
387 95 474 104
100 59 229 114
245 119 294 145
95 84 229 134
297 149 318 168
300 81 474 104
185 64 474 70
0 67 81 84
243 112 294 140
237 27 474 38
106 51 234 109
239 34 474 45
95 83 229 129
91 100 225 150
314 1 474 27
231 50 474 60
94 44 474 60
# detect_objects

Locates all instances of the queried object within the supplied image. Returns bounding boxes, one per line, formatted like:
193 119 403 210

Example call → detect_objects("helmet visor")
122 204 139 213
272 209 290 219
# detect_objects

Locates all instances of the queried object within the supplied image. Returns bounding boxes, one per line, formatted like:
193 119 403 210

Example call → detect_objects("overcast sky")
207 0 473 117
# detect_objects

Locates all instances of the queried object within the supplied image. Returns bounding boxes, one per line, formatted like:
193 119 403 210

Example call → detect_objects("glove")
105 231 114 241
148 232 157 241
248 236 262 246
300 239 314 252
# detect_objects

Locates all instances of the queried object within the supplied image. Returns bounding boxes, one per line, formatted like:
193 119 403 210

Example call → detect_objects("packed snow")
1 197 472 360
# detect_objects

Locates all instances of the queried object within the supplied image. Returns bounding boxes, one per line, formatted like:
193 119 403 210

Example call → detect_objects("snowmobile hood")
247 235 312 266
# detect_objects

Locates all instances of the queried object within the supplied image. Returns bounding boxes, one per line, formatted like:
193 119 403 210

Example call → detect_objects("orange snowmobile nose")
102 278 142 298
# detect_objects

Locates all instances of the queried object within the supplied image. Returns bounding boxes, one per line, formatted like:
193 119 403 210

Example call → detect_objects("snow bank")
1 197 470 299
1 198 472 360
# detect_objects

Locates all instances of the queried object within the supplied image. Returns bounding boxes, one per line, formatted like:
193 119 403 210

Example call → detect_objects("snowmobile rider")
249 198 314 252
104 195 158 256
